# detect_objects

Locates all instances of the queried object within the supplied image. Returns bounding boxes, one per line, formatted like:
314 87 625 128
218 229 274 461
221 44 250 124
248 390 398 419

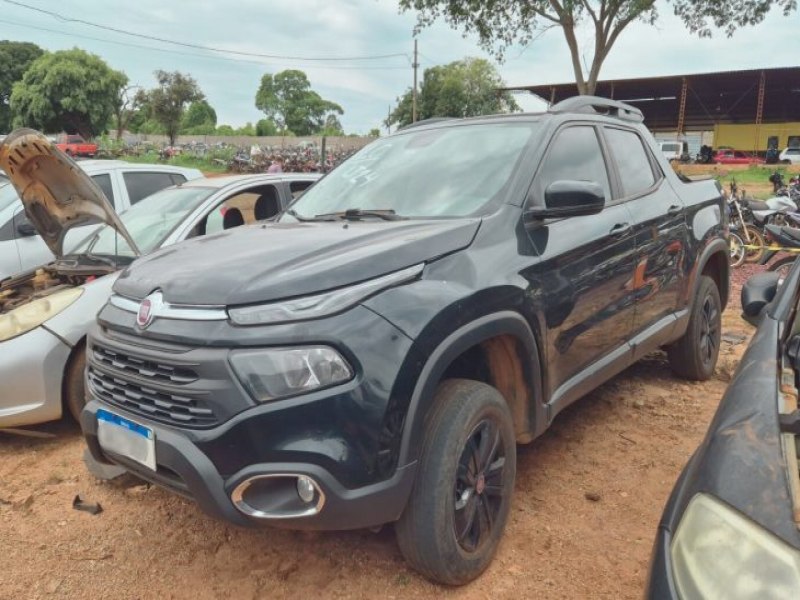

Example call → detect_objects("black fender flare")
397 310 544 467
692 238 730 309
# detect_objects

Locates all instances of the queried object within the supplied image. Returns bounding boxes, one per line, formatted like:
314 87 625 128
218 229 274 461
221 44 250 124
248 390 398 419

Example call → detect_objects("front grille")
92 345 198 384
88 344 219 428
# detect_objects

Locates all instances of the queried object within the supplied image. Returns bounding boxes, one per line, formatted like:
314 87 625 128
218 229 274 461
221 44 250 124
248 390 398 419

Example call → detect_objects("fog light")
297 476 315 504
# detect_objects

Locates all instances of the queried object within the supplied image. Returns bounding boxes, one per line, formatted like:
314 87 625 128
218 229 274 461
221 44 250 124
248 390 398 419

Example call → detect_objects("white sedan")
0 129 319 428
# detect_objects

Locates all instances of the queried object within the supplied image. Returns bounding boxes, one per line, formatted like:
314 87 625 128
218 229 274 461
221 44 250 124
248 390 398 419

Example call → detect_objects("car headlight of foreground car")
230 346 353 402
671 493 800 599
227 263 424 326
0 287 83 342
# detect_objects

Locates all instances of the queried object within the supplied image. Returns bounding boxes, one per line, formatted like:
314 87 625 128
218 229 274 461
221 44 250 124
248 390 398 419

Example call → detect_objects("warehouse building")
504 67 800 155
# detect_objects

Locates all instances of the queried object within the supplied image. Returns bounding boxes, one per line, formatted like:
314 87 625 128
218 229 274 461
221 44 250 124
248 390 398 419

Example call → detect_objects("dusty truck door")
521 124 639 419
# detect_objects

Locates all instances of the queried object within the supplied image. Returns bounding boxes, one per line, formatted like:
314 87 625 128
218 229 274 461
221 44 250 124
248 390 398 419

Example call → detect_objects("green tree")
10 48 126 138
387 57 519 129
112 86 145 139
255 118 278 136
144 70 203 145
0 41 44 132
368 128 381 137
235 122 256 136
215 124 235 135
181 99 217 133
399 1 796 96
320 114 345 137
672 0 796 36
255 70 343 136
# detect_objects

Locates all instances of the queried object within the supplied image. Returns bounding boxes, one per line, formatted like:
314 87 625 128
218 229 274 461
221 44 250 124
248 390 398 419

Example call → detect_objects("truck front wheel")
395 379 516 585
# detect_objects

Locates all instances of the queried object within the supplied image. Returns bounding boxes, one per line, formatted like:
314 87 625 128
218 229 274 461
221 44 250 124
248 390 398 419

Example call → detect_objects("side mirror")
741 271 780 326
524 180 605 222
16 220 37 237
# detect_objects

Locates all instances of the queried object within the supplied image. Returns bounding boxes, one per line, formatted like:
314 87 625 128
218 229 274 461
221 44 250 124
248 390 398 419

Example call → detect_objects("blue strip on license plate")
97 408 153 440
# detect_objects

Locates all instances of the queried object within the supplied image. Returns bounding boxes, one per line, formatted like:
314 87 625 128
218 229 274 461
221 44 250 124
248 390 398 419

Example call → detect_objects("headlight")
227 263 424 326
671 493 800 599
229 346 353 402
0 287 83 342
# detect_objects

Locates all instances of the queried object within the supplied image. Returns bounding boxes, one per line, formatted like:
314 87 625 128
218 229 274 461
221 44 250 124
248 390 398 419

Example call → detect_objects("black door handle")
667 205 682 216
609 222 632 236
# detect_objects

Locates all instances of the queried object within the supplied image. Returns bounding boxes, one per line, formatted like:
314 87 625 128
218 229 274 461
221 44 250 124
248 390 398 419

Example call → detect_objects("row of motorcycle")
728 172 800 277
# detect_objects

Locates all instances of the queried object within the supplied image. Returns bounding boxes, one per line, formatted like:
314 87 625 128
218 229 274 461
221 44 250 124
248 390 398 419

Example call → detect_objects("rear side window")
91 174 115 207
289 180 313 199
123 172 177 205
535 126 611 203
170 174 187 185
605 128 657 198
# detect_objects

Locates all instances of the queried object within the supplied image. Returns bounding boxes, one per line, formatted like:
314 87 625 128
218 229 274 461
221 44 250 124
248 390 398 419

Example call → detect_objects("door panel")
602 127 688 334
626 184 687 333
523 204 639 399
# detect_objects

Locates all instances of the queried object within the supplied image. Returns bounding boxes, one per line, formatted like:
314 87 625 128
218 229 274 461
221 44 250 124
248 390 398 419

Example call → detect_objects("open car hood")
0 128 139 258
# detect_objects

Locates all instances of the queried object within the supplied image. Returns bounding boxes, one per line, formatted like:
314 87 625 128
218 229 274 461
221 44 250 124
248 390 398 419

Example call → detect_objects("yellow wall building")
713 122 800 152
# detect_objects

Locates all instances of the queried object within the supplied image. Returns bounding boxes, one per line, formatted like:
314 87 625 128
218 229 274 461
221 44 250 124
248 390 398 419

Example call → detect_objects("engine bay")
0 263 113 314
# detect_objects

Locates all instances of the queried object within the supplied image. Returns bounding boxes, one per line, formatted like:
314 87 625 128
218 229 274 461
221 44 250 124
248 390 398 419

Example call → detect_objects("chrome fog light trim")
231 474 326 519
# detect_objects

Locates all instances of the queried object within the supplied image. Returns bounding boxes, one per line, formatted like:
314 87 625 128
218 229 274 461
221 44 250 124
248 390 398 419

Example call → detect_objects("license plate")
97 409 156 471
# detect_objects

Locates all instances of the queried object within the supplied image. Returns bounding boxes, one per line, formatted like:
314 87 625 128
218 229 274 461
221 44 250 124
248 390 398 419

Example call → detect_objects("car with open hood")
0 129 319 428
646 269 800 598
0 144 203 282
79 97 730 585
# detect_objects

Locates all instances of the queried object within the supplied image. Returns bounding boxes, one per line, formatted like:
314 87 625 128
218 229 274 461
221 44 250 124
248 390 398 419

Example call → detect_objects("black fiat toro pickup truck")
80 96 729 585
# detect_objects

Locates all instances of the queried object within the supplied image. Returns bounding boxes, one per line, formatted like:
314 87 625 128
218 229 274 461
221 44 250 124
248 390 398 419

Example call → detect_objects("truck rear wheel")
667 276 721 381
395 379 516 585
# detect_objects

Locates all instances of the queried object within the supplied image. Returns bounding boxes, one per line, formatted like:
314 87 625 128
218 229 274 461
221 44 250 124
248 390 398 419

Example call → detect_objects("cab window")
604 128 658 197
534 126 611 204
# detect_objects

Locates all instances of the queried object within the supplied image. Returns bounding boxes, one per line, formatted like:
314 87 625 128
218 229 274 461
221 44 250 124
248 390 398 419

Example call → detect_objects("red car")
714 149 765 165
55 134 98 158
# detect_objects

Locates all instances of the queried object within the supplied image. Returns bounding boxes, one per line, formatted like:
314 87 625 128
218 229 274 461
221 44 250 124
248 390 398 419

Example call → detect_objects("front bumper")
81 303 420 530
81 400 416 529
0 326 71 427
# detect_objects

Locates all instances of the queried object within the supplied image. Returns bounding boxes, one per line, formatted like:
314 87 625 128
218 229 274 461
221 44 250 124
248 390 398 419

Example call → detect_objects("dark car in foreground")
81 96 729 585
647 269 800 598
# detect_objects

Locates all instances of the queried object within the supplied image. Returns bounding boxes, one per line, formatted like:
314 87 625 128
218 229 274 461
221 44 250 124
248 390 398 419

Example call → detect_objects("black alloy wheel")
453 418 506 553
699 294 720 368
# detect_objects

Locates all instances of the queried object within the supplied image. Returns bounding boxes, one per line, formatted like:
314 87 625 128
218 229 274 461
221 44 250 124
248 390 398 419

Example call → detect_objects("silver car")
0 157 203 281
0 129 319 428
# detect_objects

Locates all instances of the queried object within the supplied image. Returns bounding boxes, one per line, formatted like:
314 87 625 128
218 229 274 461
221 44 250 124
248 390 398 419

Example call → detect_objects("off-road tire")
667 276 721 381
395 379 516 585
63 344 86 423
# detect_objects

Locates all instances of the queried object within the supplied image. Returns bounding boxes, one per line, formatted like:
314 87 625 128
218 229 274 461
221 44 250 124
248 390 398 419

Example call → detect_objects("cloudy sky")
0 0 795 133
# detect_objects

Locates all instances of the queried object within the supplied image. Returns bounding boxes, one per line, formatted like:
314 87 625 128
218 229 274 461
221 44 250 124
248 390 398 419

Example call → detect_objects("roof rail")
549 95 644 123
398 117 455 131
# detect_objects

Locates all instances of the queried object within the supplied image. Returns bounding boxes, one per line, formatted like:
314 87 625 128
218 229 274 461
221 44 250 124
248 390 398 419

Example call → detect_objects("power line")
0 18 410 71
2 0 411 63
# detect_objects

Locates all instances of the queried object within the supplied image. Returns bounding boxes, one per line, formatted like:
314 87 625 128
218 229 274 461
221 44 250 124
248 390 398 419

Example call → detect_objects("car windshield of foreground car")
282 122 539 220
72 186 215 258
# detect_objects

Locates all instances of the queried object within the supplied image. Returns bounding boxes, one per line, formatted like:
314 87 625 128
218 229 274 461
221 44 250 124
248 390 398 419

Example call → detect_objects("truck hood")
0 128 139 258
114 218 481 305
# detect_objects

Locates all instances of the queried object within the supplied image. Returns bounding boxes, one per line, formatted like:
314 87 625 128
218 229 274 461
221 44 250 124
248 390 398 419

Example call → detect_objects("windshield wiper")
286 209 336 222
314 208 406 221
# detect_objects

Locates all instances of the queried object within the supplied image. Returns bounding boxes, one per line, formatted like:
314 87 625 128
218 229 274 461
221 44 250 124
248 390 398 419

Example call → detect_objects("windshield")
0 182 19 213
283 121 539 219
72 186 214 257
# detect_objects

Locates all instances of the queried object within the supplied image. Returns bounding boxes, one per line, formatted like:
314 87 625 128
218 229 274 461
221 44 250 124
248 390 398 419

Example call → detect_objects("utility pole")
386 105 392 135
412 39 419 123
